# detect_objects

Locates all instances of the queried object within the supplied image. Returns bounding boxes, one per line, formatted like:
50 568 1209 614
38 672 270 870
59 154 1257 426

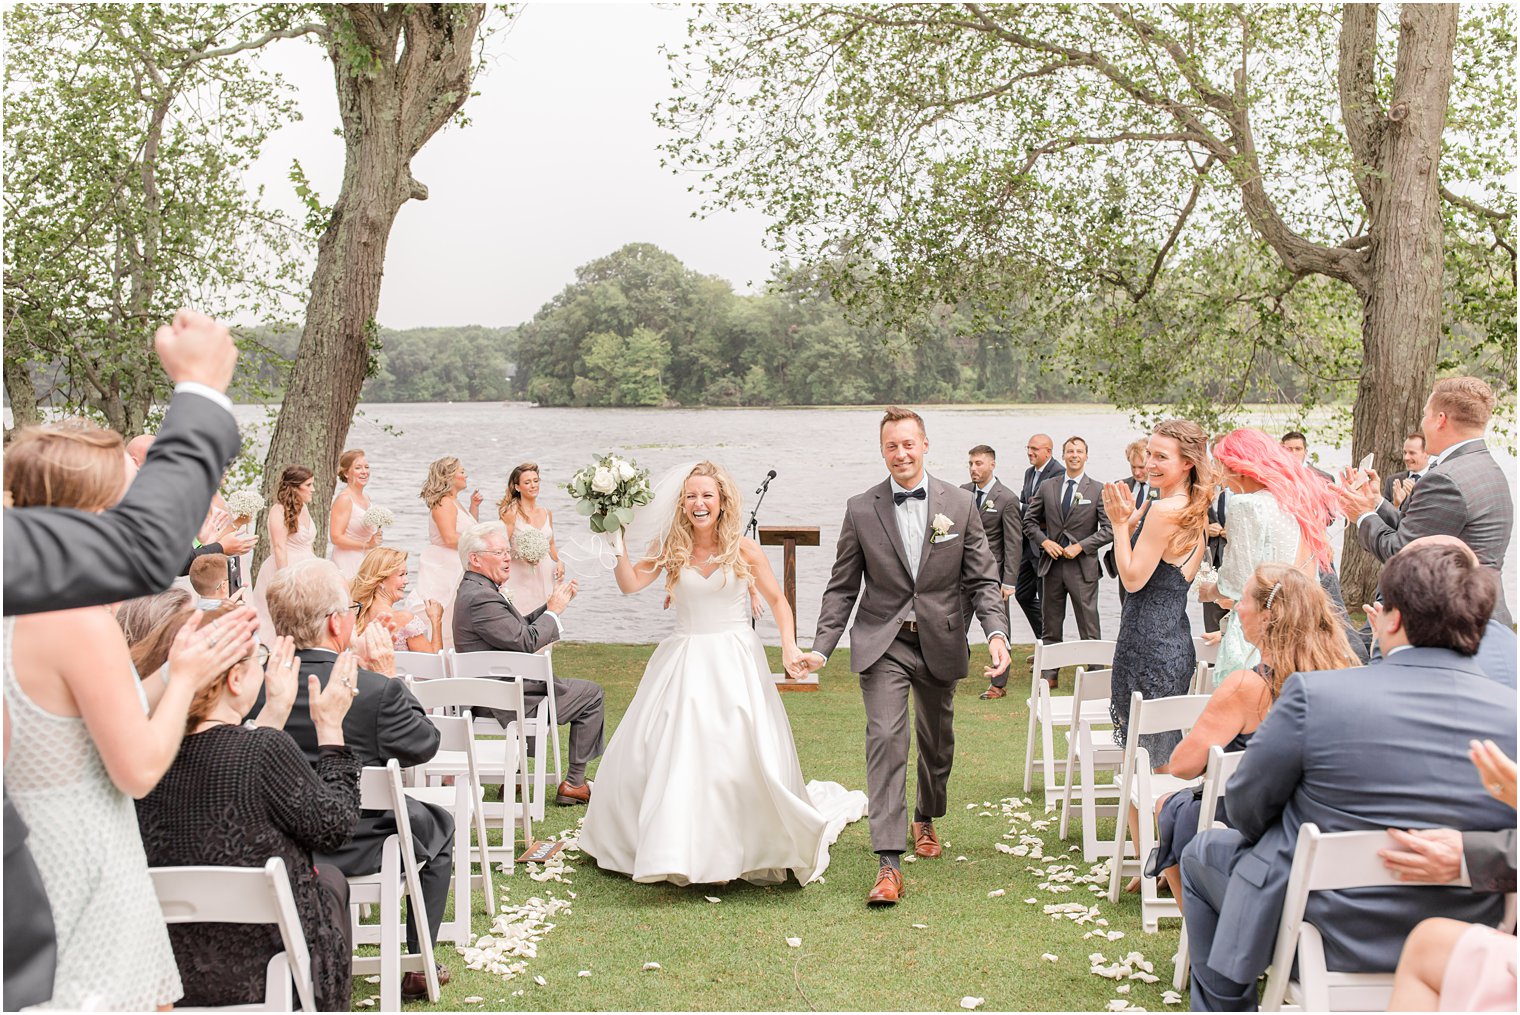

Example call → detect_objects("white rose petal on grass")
911 923 929 929
463 997 485 1004
960 997 985 1010
704 896 722 904
955 855 969 862
641 962 663 971
356 1000 376 1009
786 937 803 948
363 975 381 984
987 889 1006 898
533 975 547 986
1041 953 1059 962
1116 984 1131 995
1162 990 1184 1005
578 970 592 978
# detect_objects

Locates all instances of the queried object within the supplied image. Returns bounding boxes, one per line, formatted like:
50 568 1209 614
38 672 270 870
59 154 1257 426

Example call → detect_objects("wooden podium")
759 525 821 691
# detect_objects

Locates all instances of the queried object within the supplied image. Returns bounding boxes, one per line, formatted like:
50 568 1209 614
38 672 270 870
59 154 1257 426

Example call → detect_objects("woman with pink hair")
1201 428 1364 681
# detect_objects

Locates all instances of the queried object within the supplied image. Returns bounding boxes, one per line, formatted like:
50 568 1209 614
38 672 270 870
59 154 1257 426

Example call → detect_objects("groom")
800 406 1010 906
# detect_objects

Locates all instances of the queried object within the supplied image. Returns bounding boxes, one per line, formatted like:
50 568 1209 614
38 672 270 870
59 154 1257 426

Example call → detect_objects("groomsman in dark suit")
1202 485 1229 633
1102 439 1152 605
1337 376 1514 625
1281 430 1335 483
1381 432 1431 510
962 445 1022 699
1013 433 1064 640
1023 436 1112 684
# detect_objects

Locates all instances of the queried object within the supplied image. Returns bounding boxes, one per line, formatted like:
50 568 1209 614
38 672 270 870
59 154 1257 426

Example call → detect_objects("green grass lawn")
351 643 1183 1011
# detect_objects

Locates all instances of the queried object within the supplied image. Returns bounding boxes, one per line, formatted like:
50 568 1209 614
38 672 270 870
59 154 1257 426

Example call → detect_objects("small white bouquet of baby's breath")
226 489 265 523
362 505 395 531
566 453 654 535
514 526 551 565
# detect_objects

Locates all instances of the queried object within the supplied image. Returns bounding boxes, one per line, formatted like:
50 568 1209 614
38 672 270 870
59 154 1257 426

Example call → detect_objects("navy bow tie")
893 488 927 505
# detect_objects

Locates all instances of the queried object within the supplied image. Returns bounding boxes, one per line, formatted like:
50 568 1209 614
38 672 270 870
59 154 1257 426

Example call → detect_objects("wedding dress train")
578 565 866 886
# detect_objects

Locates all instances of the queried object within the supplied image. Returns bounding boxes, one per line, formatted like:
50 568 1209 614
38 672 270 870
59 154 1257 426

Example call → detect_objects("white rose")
591 467 617 494
616 460 636 482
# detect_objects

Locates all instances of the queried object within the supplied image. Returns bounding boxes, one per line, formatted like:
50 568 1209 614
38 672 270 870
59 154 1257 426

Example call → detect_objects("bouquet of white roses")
514 526 551 565
362 505 395 531
566 453 653 534
225 489 265 523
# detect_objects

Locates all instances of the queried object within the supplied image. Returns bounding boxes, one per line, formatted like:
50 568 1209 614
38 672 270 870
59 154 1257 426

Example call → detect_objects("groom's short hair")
880 406 926 437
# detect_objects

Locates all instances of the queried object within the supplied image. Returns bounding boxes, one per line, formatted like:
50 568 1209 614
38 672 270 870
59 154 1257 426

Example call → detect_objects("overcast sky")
246 4 774 330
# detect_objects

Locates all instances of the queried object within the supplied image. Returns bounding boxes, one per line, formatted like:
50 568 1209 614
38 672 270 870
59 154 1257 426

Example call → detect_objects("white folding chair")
395 650 450 681
1107 691 1211 931
1189 636 1219 694
1260 823 1475 1011
404 713 490 945
410 676 534 863
150 857 316 1012
1172 746 1248 989
1057 665 1125 862
448 649 560 822
1022 638 1118 810
348 760 440 1010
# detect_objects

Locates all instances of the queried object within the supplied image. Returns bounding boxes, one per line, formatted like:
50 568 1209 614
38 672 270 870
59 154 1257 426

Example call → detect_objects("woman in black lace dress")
1103 419 1212 768
136 606 363 1012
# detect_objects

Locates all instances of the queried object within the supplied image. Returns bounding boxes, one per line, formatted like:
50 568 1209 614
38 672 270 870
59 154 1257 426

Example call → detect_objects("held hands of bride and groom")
790 634 1010 682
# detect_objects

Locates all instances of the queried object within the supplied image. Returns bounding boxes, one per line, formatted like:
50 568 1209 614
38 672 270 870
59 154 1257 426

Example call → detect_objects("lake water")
233 402 1518 645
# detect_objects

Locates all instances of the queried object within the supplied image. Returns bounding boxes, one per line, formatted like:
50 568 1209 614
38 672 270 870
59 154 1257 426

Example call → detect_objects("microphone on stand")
755 469 777 495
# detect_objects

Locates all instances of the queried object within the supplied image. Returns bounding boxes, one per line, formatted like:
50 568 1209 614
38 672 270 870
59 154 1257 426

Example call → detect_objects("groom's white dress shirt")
890 475 929 585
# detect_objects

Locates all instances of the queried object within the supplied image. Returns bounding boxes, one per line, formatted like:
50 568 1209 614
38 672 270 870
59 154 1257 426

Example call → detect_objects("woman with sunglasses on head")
136 604 362 1012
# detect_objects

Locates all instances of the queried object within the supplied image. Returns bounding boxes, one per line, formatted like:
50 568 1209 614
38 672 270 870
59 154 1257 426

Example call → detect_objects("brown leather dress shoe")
400 963 451 1002
979 685 1006 700
556 779 591 805
911 821 942 858
867 866 903 906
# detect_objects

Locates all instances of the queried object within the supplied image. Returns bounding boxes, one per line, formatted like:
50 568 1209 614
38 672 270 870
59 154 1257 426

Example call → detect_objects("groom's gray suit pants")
860 627 956 853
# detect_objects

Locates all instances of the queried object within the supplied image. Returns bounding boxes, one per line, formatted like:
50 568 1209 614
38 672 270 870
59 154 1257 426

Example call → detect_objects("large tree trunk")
1339 4 1457 605
3 355 42 436
254 4 483 565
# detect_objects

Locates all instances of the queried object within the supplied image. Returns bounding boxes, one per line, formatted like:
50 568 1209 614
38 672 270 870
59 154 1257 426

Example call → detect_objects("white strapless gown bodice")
577 567 867 887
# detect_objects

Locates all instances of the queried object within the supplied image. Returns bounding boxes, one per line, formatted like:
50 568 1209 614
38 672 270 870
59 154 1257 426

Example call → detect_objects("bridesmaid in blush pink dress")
253 466 319 645
328 449 381 581
497 462 566 616
415 456 481 649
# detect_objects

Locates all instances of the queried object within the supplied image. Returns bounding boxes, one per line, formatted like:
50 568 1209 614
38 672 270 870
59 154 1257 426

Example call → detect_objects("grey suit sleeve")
1463 829 1517 894
466 590 560 655
1375 499 1400 528
812 503 864 658
1000 496 1022 586
961 503 1005 637
1358 469 1467 563
1224 673 1309 844
1079 492 1113 555
3 393 239 615
1023 487 1051 546
374 677 442 768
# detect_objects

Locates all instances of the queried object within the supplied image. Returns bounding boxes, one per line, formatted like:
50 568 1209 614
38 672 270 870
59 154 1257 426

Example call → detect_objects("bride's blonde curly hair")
651 461 752 597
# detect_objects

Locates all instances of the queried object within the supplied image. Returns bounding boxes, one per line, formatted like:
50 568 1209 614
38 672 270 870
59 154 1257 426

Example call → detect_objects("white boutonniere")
1146 487 1160 500
930 512 955 542
983 499 997 512
500 586 514 606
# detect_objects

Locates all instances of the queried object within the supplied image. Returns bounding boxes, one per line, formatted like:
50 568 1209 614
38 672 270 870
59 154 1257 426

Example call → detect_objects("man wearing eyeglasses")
453 521 605 806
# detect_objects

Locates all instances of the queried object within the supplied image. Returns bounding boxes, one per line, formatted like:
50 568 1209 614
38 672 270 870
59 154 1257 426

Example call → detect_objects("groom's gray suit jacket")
813 475 1004 681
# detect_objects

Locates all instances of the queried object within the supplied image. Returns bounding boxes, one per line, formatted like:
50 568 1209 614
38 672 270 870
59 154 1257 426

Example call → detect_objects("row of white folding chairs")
1027 636 1218 814
395 648 561 823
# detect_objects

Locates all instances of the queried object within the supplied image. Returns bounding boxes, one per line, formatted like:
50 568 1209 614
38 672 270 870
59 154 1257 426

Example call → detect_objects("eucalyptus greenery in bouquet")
566 453 653 534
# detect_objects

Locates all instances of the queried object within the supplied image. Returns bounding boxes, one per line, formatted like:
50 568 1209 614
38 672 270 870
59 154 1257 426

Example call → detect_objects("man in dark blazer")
801 407 1008 905
1 309 241 1010
1202 485 1228 633
1337 376 1514 625
261 559 451 999
962 444 1021 699
452 521 604 804
1380 432 1430 507
1013 433 1064 641
1179 543 1517 1011
1023 436 1112 684
1102 439 1154 606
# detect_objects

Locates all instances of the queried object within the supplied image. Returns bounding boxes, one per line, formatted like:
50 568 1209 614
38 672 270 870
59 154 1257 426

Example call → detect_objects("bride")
577 461 866 887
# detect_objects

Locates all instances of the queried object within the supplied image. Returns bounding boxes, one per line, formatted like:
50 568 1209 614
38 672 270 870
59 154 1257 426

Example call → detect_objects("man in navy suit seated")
1179 541 1517 1011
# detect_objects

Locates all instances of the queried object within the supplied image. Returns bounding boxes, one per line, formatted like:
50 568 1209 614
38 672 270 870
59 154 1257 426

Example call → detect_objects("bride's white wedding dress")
578 565 867 887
